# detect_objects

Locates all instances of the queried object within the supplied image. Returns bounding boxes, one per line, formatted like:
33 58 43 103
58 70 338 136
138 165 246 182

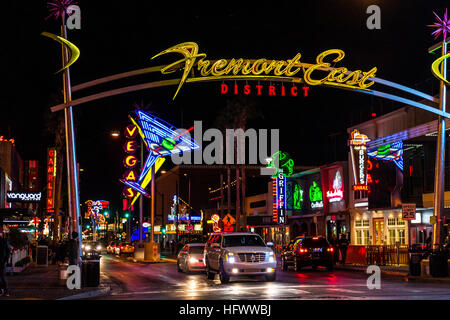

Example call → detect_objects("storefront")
247 215 290 253
322 162 350 244
350 209 409 246
286 169 326 238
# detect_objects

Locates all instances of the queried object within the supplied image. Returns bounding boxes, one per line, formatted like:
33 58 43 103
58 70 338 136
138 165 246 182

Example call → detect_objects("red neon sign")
221 83 309 97
46 148 57 213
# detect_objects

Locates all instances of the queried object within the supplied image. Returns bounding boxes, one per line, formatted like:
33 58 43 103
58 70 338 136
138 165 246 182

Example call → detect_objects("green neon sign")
268 151 294 177
309 181 322 202
293 183 303 209
161 137 176 150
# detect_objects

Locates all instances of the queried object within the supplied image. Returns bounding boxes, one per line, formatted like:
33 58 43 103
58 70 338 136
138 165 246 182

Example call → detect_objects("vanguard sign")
7 192 42 203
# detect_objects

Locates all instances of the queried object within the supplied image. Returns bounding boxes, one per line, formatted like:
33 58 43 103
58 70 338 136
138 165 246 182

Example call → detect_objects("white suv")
203 232 277 284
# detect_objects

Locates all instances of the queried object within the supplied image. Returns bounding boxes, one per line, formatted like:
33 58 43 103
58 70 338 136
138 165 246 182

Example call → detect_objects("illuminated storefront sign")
367 141 403 171
152 42 377 99
85 200 108 223
46 148 57 213
220 83 310 97
309 181 323 209
349 129 370 191
273 170 287 224
120 111 199 207
122 124 138 201
7 192 42 203
267 151 294 178
326 170 344 203
211 214 222 232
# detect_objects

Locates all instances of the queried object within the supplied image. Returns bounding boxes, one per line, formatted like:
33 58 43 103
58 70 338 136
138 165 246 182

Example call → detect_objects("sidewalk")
335 263 409 277
0 263 112 300
336 263 450 283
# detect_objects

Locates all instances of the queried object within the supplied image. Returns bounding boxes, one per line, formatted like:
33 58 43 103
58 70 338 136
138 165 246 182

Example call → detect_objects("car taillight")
120 246 124 250
327 247 334 252
312 236 319 240
299 248 308 253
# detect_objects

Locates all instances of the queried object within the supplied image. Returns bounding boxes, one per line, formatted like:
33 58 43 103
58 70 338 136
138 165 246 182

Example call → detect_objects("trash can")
409 253 422 276
429 251 448 278
59 263 69 280
81 257 101 287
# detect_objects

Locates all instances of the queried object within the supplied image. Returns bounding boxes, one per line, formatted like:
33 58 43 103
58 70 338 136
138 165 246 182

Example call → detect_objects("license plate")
313 248 322 252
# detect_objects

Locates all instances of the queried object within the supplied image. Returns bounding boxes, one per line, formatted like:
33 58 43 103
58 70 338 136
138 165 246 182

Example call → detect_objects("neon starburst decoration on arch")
46 0 79 24
428 8 450 41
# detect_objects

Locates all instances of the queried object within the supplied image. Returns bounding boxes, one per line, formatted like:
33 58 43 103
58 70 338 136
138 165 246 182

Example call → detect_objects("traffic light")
104 210 110 218
124 212 130 219
161 224 167 234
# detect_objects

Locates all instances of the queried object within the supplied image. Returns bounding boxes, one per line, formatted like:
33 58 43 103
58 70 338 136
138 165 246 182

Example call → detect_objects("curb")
57 286 111 300
335 266 408 277
406 276 450 284
128 257 177 264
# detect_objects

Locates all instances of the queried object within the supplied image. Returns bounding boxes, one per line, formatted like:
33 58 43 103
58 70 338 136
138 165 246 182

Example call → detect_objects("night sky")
0 0 448 209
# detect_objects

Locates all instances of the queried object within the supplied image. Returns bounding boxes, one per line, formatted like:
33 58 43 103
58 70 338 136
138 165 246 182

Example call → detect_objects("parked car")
177 243 206 273
280 236 305 271
204 232 277 284
107 241 118 254
115 242 135 256
283 236 334 272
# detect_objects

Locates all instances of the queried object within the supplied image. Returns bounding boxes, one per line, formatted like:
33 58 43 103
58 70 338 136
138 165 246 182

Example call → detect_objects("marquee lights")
122 124 139 201
273 170 287 224
152 42 377 99
46 148 57 214
349 129 370 191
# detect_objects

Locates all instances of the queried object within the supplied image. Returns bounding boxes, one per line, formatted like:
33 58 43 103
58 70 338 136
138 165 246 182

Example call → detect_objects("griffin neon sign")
152 42 377 99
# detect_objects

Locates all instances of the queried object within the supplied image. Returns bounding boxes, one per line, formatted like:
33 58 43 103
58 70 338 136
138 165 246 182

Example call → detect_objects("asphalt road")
97 254 450 300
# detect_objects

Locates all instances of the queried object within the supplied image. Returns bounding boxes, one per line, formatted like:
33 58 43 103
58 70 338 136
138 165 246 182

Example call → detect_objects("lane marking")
328 288 365 294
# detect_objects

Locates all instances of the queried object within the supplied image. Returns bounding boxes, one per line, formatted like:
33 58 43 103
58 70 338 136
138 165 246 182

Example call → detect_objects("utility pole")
227 166 231 216
61 24 82 266
176 179 179 241
150 165 155 243
220 173 224 217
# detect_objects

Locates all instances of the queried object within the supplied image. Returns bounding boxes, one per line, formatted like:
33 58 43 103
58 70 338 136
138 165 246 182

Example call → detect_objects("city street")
97 254 450 300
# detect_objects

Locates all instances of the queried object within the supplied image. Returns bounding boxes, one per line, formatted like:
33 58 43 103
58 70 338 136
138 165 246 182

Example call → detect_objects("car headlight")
96 245 102 251
227 252 236 263
268 252 275 262
85 245 91 251
189 257 198 264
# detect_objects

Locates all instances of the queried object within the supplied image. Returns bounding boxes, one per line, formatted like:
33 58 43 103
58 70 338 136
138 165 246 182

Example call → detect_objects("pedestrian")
425 233 432 250
338 234 349 265
68 232 79 266
0 229 11 296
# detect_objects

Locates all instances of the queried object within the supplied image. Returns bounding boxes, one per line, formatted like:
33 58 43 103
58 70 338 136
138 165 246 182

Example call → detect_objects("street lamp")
111 130 120 137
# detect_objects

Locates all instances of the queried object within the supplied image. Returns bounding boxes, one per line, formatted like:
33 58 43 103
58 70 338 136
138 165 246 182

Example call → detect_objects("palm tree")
214 95 261 230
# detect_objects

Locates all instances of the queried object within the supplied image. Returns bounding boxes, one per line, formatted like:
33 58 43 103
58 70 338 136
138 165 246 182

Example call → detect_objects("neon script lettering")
152 42 377 99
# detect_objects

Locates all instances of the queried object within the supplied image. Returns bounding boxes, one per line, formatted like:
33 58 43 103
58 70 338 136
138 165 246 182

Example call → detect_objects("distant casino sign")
7 192 42 203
